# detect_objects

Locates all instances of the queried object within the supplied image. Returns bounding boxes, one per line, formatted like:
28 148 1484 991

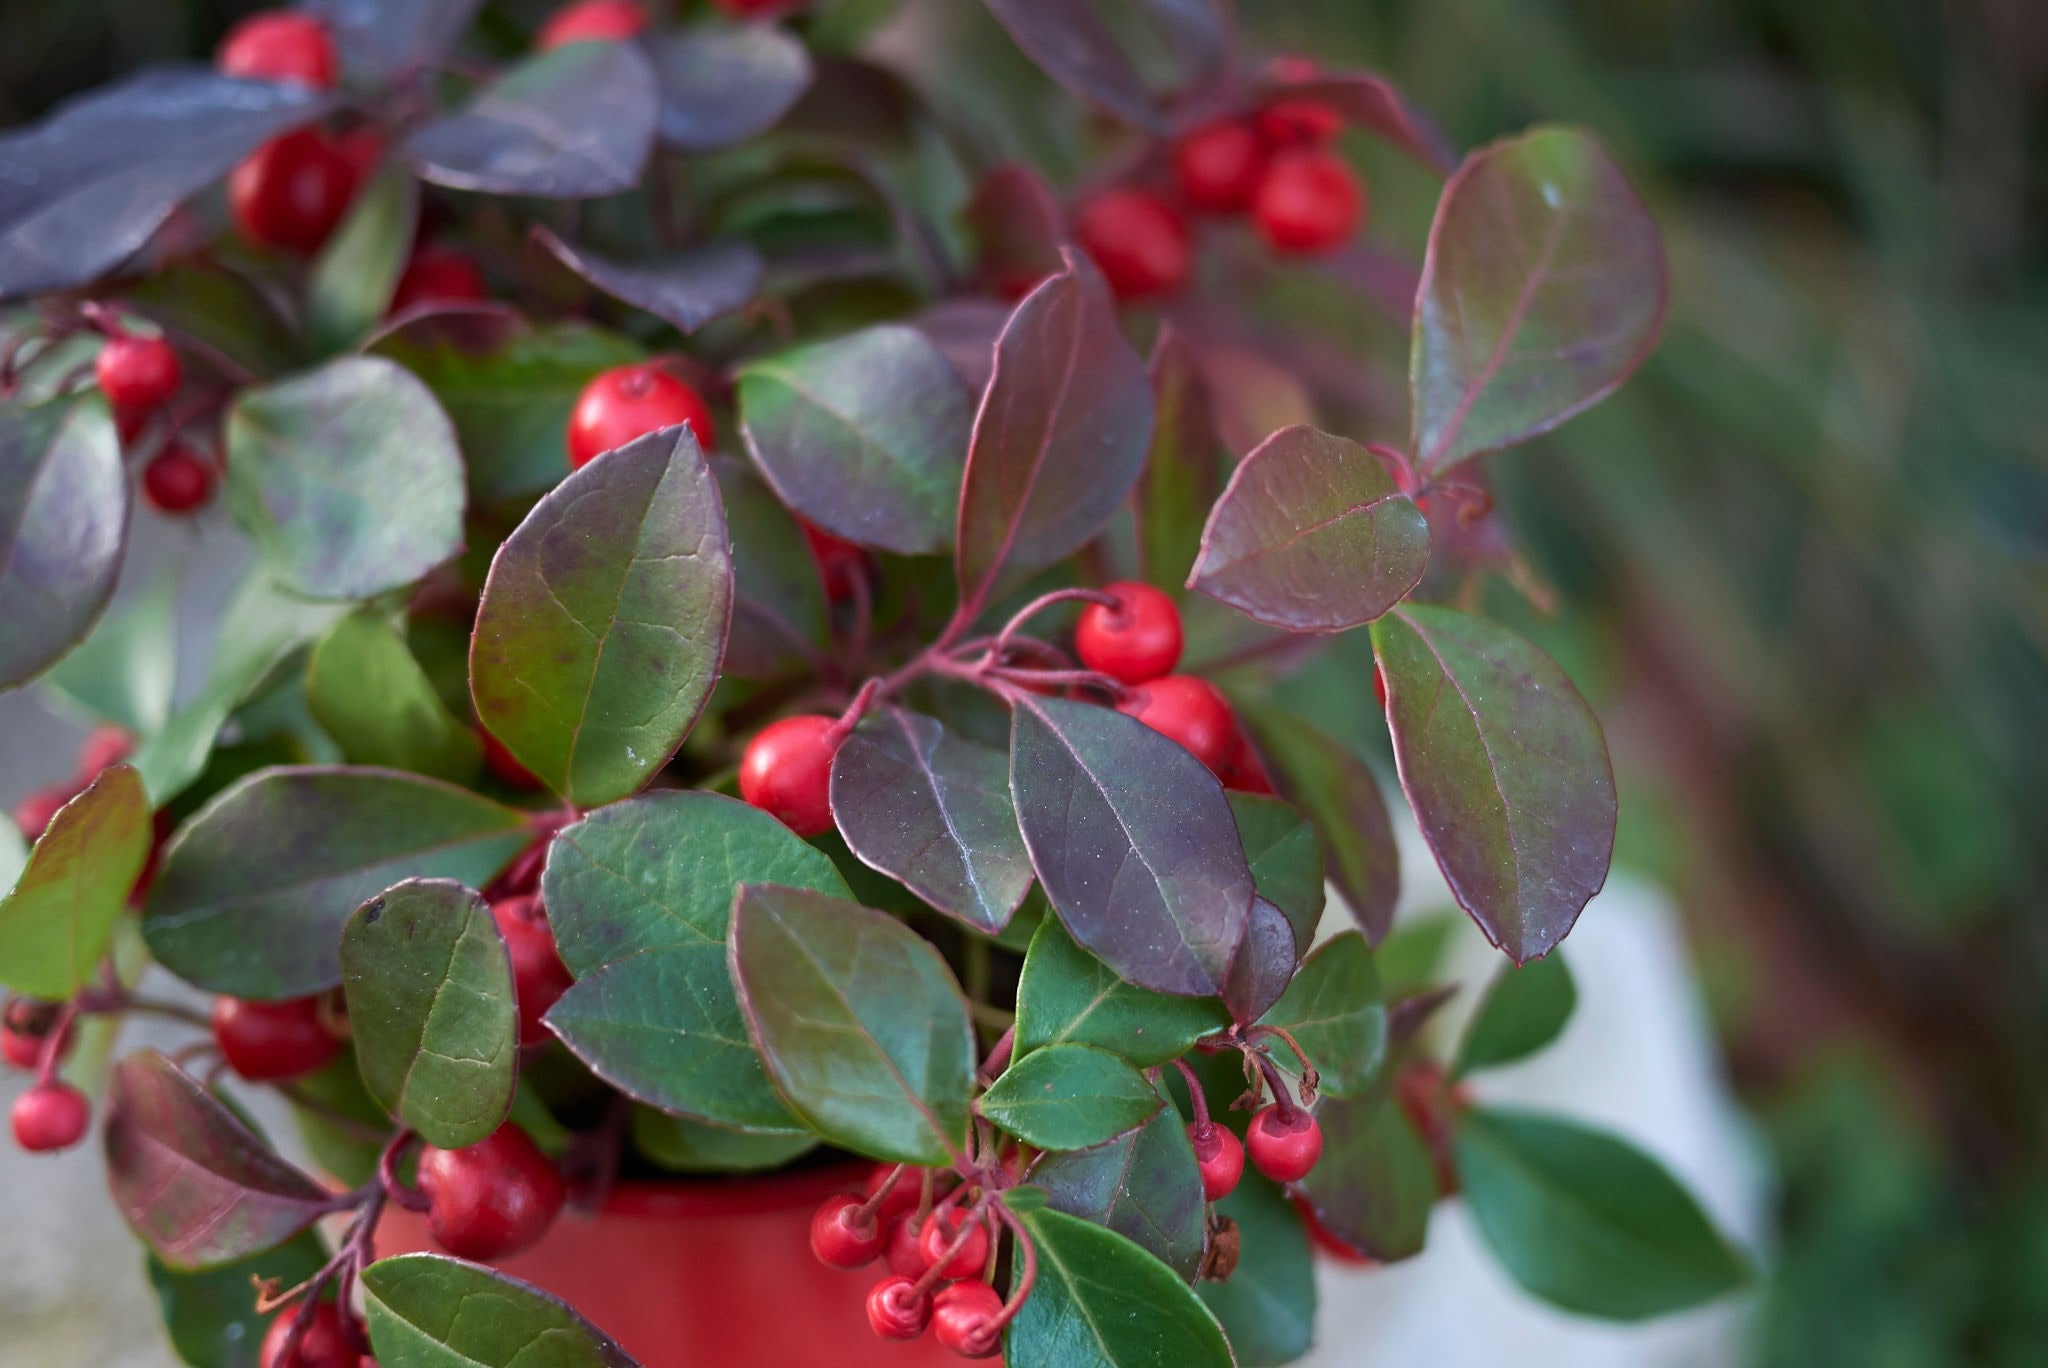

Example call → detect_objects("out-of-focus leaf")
964 164 1065 301
1221 895 1299 1025
1037 1088 1207 1279
1258 67 1458 173
979 1043 1161 1151
1260 932 1385 1098
981 0 1225 135
1014 916 1229 1068
306 163 417 353
1239 706 1400 943
147 1232 327 1368
362 1254 638 1367
306 609 481 782
124 263 299 380
1198 1178 1315 1365
631 1108 816 1173
42 576 177 733
1006 1207 1233 1367
1296 1088 1435 1261
1138 326 1223 593
534 227 762 335
0 765 150 999
0 396 126 688
651 23 813 152
711 455 827 678
1453 953 1576 1077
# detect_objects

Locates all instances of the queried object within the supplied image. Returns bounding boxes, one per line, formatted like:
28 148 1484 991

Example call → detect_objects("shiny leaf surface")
1013 917 1229 1069
1259 932 1385 1098
535 227 762 335
362 1254 639 1367
978 1043 1162 1152
0 396 126 688
1006 1207 1233 1368
1239 706 1400 944
1036 1086 1207 1279
650 23 813 152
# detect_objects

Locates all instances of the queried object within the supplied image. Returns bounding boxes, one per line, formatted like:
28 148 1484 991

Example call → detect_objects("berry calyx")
1246 1104 1324 1183
217 11 338 89
1116 675 1238 774
230 129 357 254
492 896 573 1048
1253 150 1366 256
142 443 216 515
866 1274 932 1340
738 714 840 837
919 1207 991 1280
417 1123 566 1261
13 784 76 842
883 1211 929 1278
811 1193 886 1269
260 1300 357 1368
390 246 487 314
931 1279 1005 1359
95 334 181 415
1074 581 1183 685
566 363 717 469
537 0 647 51
1190 1122 1245 1201
211 995 342 1082
11 1081 90 1152
1074 189 1192 302
1173 120 1267 212
1257 97 1344 148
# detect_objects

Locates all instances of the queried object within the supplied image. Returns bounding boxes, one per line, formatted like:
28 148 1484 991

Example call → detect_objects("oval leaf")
1239 705 1400 942
362 1253 639 1367
651 22 813 152
1295 1089 1435 1261
1137 326 1224 592
535 226 762 335
1189 425 1429 631
1229 792 1325 954
965 164 1065 302
1007 1206 1234 1368
307 609 482 783
1259 932 1385 1098
1221 895 1299 1026
978 1043 1161 1152
143 767 530 998
226 356 466 600
729 884 973 1165
340 879 518 1149
1198 1178 1316 1365
1411 127 1667 474
0 764 150 999
1453 953 1577 1078
1036 1087 1207 1279
0 396 126 688
1014 917 1229 1068
302 0 484 81
982 0 1224 136
1372 604 1615 963
103 1051 332 1271
829 708 1032 933
471 424 731 806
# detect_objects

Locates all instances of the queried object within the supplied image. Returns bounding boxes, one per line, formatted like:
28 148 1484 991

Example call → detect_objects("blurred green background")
4 1 2044 1363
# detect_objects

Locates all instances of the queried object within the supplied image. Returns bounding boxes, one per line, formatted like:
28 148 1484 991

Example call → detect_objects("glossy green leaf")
147 1233 328 1368
1239 706 1400 944
630 1108 816 1174
307 609 482 782
339 879 518 1149
1137 326 1224 593
1198 1179 1315 1366
712 454 827 679
1296 1088 1437 1261
979 1043 1161 1152
226 357 466 600
42 575 176 733
0 764 150 999
1036 1086 1207 1278
1456 1108 1747 1319
1007 1207 1233 1368
307 162 417 353
470 424 730 806
1372 604 1615 963
1014 916 1229 1069
1230 792 1325 954
143 767 530 998
1259 932 1385 1098
0 394 125 688
1453 953 1576 1077
730 884 973 1165
362 1254 638 1367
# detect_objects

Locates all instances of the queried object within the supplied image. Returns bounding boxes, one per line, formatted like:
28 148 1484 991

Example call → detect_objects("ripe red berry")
334 127 387 184
1246 1104 1324 1183
919 1207 991 1280
230 129 357 254
390 246 487 314
1253 151 1366 256
142 443 216 515
218 11 339 89
866 1274 932 1340
883 1211 929 1278
1173 120 1267 212
493 896 573 1048
738 714 840 837
95 334 181 414
1190 1122 1244 1201
1074 582 1183 685
801 521 867 603
1257 97 1344 148
566 363 717 469
2 1015 72 1072
11 1081 90 1152
866 1163 923 1221
76 724 133 778
211 995 341 1082
537 0 647 51
478 725 543 790
931 1279 1004 1359
259 1299 357 1368
13 784 76 842
1219 731 1275 794
417 1123 566 1261
1074 189 1192 302
811 1193 886 1269
1116 675 1238 774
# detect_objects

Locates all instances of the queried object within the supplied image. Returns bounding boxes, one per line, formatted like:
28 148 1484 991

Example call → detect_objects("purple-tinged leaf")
406 42 658 199
911 298 1010 397
1137 327 1224 593
103 1051 332 1271
0 396 126 689
956 251 1154 610
1256 68 1458 174
1009 695 1253 999
828 708 1032 933
1220 895 1299 1025
1191 339 1317 458
0 765 150 1000
1189 425 1429 632
534 226 762 335
1411 127 1666 475
1372 604 1615 963
1037 1087 1207 1278
711 456 828 679
362 1254 639 1367
737 326 972 555
0 68 332 301
651 23 813 152
470 425 731 807
965 164 1066 301
981 0 1225 135
731 884 974 1165
300 0 483 81
1229 792 1325 955
1239 706 1401 943
1296 1088 1436 1261
1260 932 1385 1098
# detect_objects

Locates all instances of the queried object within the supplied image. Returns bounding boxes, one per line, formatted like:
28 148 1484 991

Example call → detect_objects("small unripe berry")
810 1193 886 1269
218 11 338 89
1074 189 1191 302
866 1274 932 1340
390 246 487 314
537 0 647 51
919 1207 991 1280
566 363 716 469
230 130 357 254
418 1123 566 1261
931 1279 1004 1359
1246 1104 1323 1183
1074 581 1183 685
1173 120 1267 212
493 896 573 1048
211 995 342 1082
142 443 215 515
95 335 181 414
1253 151 1366 256
1116 675 1238 774
259 1299 358 1368
738 714 840 837
11 1081 90 1152
1190 1122 1244 1201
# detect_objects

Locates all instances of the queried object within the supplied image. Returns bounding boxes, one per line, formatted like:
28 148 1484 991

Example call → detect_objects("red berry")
866 1274 932 1340
919 1207 991 1280
259 1300 357 1368
13 784 77 842
493 896 573 1048
1253 151 1366 256
810 1193 886 1269
142 443 215 515
418 1123 566 1261
801 521 867 603
76 724 133 778
230 129 357 254
1257 97 1344 148
566 363 717 469
738 714 840 837
211 996 341 1082
1246 1104 1323 1183
1074 189 1191 302
11 1081 90 1152
931 1279 1004 1359
866 1163 923 1221
95 334 181 414
1268 55 1320 86
1074 581 1183 685
335 127 387 183
1220 731 1275 794
1173 120 1267 212
1 1028 40 1071
2 1012 72 1072
390 246 487 314
1190 1122 1244 1201
537 0 646 50
883 1211 929 1278
1116 675 1237 774
218 11 338 89
478 725 543 791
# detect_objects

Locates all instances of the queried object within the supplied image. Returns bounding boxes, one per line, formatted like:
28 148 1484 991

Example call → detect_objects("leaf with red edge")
1137 326 1224 593
1295 1086 1436 1262
362 1253 640 1367
965 164 1066 301
535 227 762 335
1188 425 1429 632
982 0 1225 135
103 1051 333 1271
1260 68 1459 174
1411 127 1667 476
956 250 1154 611
1371 604 1615 963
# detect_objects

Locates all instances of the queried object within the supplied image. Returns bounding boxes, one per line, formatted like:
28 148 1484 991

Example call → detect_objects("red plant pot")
376 1162 967 1367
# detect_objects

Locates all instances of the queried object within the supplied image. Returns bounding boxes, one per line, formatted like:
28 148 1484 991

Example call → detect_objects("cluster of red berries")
92 323 218 514
4 999 90 1153
810 1172 1009 1358
1189 1102 1324 1203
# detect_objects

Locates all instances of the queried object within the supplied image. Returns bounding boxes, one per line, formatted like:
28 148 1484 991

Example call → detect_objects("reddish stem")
977 1026 1016 1084
855 1163 907 1224
987 587 1119 663
1251 1050 1301 1122
1165 1056 1212 1133
975 1202 1039 1352
1247 1024 1320 1103
378 1131 431 1213
908 1191 995 1299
